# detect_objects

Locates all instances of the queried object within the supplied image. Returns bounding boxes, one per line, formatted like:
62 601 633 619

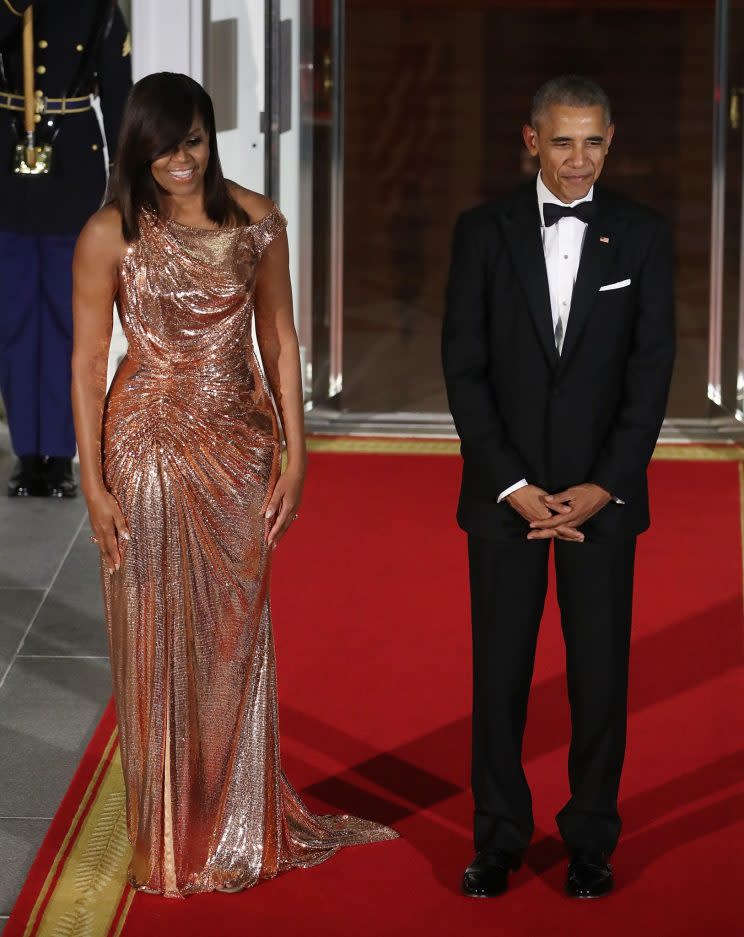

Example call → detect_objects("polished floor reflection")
0 435 110 933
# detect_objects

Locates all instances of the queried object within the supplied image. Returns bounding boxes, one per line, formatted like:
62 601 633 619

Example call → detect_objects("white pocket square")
599 278 631 292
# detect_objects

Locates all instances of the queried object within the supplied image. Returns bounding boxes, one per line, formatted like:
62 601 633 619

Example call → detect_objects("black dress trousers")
468 533 636 856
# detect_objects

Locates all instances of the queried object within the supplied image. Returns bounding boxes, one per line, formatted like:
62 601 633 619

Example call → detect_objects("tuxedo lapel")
500 186 559 368
557 191 623 372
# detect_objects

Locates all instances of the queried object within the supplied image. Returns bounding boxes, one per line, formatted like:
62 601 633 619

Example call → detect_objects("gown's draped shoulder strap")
250 204 288 260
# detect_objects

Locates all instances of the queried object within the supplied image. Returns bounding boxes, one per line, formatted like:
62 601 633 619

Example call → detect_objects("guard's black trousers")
468 534 637 856
0 230 78 458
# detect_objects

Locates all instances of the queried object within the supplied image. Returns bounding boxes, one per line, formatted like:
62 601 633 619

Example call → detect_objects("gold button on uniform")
34 114 41 123
36 65 46 75
76 43 84 52
38 39 48 49
35 89 43 98
91 143 99 151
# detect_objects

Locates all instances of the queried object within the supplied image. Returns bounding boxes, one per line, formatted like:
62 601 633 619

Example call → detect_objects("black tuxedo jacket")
442 180 676 542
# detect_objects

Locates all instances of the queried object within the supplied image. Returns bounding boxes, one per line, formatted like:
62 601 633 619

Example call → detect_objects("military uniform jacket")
0 0 132 235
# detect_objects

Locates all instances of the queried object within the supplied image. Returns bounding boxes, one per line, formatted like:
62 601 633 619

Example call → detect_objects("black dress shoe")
462 849 522 898
7 455 45 497
566 850 614 898
43 456 78 498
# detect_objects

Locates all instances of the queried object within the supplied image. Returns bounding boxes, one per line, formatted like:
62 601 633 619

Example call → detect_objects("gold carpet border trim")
35 746 131 937
306 437 460 455
23 727 119 937
110 889 135 937
306 436 744 461
651 444 744 461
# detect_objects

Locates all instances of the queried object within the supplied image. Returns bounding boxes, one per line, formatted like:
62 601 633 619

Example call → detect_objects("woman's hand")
86 486 130 573
265 468 304 549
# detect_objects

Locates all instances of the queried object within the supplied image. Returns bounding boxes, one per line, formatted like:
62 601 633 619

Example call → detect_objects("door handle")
279 18 292 134
730 86 743 130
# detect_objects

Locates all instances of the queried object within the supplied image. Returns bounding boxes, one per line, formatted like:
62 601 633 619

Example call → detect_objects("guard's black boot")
7 455 45 497
43 456 78 498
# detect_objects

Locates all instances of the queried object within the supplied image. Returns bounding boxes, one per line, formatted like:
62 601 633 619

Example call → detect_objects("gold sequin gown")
100 205 397 898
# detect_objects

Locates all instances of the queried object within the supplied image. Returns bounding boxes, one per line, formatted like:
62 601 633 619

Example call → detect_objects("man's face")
522 104 614 204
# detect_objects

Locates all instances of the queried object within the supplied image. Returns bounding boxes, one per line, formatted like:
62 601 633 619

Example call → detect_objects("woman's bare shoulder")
226 181 275 224
78 202 125 249
73 204 129 282
82 201 123 235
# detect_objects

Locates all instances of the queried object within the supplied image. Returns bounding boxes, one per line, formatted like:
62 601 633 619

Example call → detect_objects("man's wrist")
498 478 528 503
589 481 622 504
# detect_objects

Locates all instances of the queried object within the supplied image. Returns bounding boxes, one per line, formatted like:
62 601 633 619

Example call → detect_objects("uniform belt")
0 91 92 115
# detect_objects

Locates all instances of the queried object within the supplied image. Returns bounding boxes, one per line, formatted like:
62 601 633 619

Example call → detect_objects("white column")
130 0 203 81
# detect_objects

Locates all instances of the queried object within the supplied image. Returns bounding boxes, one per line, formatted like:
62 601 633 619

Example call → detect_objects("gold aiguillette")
13 7 52 176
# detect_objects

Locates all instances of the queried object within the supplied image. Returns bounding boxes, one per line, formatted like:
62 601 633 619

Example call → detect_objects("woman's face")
150 119 210 197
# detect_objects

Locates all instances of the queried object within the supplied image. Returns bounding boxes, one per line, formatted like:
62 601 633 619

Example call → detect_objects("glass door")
261 0 338 405
204 1 267 197
126 0 324 399
275 0 337 405
297 0 744 433
338 0 719 420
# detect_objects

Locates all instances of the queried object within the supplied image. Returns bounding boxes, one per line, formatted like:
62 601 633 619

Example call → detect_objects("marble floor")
0 433 109 934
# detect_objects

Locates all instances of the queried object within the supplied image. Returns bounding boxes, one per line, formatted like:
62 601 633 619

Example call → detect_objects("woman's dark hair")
108 72 248 240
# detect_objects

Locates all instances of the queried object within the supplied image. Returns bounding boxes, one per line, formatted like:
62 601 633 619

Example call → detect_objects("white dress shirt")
537 170 593 349
497 172 594 504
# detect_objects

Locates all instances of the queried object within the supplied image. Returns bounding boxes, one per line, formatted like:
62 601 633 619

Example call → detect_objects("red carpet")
7 451 744 936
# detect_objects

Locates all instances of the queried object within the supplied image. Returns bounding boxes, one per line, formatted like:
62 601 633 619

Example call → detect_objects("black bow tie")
542 201 595 227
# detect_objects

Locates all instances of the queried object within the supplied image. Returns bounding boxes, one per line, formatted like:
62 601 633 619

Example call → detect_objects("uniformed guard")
0 0 131 497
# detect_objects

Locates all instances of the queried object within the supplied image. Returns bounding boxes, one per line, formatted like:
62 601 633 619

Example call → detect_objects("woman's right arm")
71 208 130 573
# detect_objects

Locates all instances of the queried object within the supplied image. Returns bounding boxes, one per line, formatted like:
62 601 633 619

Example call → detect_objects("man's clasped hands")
507 483 613 542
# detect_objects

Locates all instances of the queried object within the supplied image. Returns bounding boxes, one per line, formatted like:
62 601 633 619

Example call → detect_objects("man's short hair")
531 75 612 128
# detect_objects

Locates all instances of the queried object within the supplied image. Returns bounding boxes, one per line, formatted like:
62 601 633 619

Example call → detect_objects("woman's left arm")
254 226 307 548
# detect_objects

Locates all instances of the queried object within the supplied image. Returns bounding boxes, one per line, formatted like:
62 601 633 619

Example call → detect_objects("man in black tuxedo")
442 75 675 899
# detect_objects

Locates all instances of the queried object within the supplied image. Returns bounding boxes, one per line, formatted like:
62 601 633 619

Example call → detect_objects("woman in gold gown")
71 73 396 898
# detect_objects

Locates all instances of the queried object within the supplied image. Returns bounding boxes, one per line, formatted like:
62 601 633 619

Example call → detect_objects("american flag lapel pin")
599 236 610 244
